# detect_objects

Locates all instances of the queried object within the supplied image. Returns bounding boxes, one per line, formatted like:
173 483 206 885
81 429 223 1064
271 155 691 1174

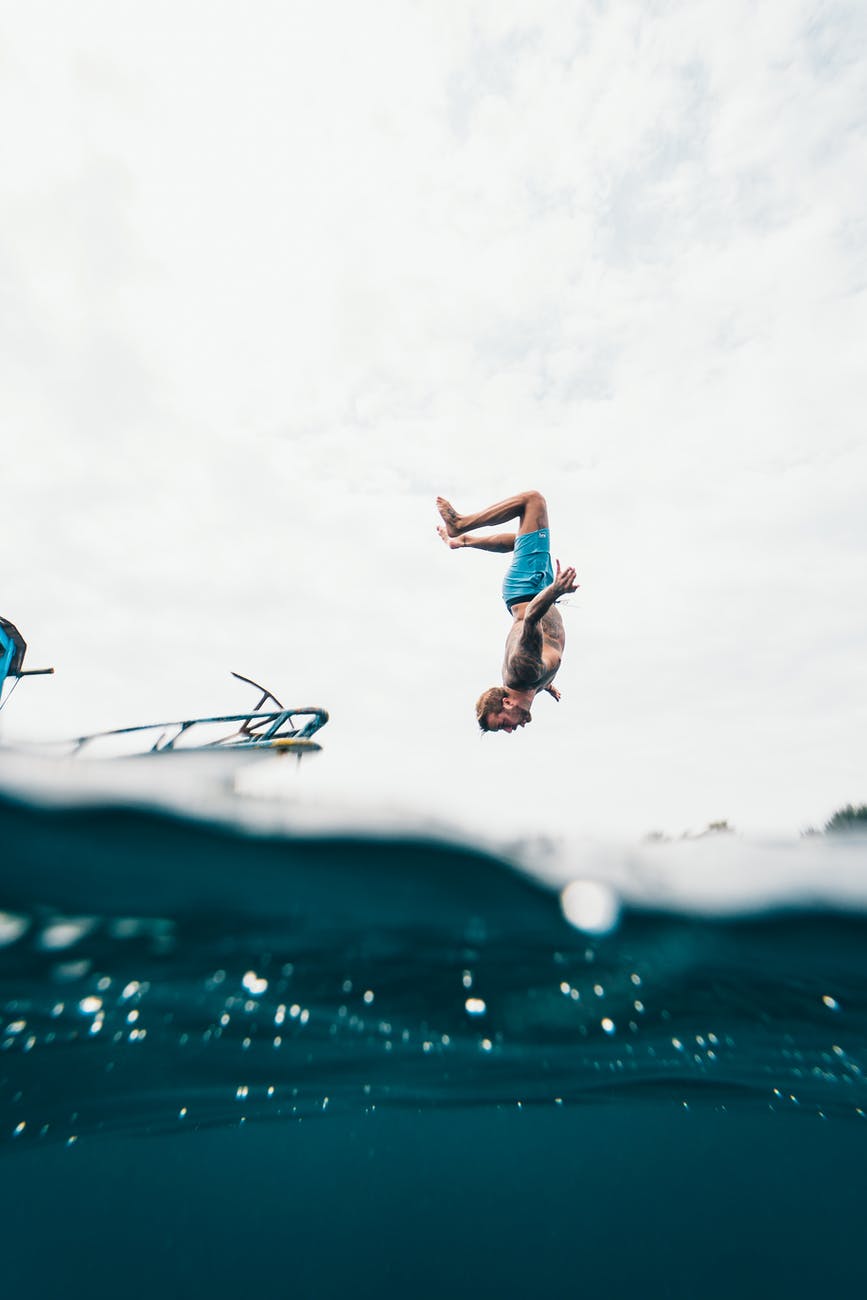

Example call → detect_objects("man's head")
475 686 532 733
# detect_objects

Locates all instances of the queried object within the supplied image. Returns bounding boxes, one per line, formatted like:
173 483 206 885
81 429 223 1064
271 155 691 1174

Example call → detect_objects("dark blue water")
2 790 866 1296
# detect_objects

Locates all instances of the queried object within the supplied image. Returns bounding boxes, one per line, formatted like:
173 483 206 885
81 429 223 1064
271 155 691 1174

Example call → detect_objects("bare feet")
437 525 464 550
436 497 462 537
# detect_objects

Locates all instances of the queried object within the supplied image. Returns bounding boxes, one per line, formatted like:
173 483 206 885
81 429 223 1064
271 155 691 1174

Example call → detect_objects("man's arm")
523 561 579 628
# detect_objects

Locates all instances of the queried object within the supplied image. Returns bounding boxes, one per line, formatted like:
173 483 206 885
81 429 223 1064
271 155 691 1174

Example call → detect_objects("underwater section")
2 790 866 1149
2 786 867 1297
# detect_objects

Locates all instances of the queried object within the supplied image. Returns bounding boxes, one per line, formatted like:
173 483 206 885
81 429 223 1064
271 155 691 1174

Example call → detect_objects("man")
436 490 578 733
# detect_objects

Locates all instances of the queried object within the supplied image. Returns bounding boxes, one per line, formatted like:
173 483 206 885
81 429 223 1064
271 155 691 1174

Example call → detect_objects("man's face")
485 702 532 733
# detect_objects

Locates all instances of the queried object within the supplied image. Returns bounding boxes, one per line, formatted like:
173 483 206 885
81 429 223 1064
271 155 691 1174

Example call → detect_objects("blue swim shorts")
502 528 555 610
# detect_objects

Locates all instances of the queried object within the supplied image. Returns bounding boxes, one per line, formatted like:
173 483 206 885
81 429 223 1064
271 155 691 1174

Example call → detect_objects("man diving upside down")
436 490 578 733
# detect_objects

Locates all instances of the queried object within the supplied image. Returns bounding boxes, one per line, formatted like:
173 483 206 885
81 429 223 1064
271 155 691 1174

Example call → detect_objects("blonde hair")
475 686 507 731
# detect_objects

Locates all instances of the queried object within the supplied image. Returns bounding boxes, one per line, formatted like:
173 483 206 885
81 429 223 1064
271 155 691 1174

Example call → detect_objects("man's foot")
437 525 464 550
436 497 462 537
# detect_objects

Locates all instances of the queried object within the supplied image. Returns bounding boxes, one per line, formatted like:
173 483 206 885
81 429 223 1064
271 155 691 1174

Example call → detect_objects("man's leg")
436 491 548 538
437 529 516 552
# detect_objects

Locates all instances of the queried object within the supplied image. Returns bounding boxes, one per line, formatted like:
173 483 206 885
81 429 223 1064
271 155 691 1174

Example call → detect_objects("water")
1 777 866 1296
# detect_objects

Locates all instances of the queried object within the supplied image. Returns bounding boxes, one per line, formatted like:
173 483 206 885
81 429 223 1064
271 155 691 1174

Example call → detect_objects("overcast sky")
2 0 866 838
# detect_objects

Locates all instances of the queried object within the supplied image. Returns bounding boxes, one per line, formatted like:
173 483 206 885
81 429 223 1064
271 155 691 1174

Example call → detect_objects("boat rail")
69 706 330 756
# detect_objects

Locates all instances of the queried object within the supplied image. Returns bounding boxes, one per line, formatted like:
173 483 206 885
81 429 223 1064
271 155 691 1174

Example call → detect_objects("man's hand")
524 559 579 628
545 683 561 702
552 560 579 596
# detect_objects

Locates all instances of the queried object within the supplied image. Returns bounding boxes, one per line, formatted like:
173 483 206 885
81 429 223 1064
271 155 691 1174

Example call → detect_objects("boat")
0 618 328 759
0 616 54 702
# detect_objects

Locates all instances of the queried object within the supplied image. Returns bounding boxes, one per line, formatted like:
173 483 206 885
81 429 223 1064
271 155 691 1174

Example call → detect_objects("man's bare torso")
503 603 566 692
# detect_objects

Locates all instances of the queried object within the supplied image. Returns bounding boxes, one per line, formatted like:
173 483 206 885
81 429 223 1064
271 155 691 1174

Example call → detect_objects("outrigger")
0 618 328 759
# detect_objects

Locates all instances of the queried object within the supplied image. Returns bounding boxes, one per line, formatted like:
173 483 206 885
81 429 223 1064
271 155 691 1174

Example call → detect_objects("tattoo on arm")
518 619 543 656
540 610 565 652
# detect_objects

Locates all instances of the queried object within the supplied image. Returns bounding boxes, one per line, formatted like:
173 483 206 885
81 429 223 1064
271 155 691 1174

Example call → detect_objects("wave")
1 782 866 1151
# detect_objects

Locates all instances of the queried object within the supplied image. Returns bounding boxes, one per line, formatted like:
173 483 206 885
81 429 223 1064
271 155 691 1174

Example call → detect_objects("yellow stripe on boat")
267 737 322 752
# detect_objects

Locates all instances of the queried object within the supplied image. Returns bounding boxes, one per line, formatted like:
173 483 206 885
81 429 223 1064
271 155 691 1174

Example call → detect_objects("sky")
1 0 866 840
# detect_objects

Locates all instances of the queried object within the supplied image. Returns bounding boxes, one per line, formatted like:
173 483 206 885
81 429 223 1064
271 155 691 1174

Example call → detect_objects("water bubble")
0 913 28 947
53 960 91 982
39 918 96 951
560 881 621 935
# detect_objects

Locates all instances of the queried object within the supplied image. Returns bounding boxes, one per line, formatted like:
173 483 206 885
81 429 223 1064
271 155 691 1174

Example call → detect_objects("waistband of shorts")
505 593 537 611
